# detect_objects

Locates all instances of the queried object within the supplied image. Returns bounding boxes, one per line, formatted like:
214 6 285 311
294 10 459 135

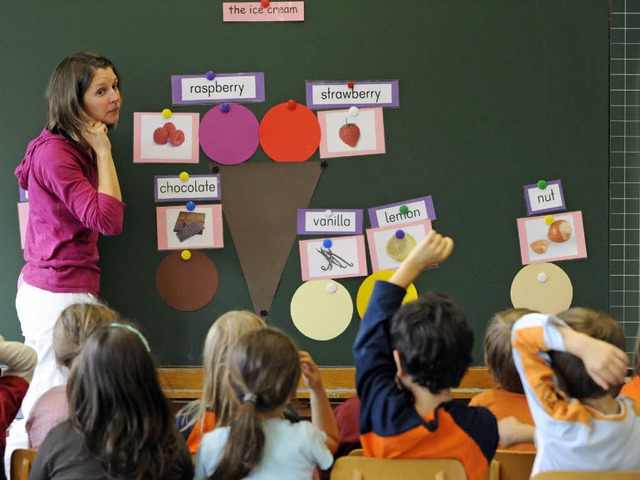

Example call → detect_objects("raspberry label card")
134 113 200 164
297 209 363 235
299 235 368 281
367 221 433 272
306 80 400 110
517 211 587 264
318 107 385 158
223 2 304 22
171 73 265 105
368 196 437 228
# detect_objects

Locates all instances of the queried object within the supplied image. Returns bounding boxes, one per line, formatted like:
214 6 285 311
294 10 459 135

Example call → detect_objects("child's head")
202 310 266 417
68 323 181 478
390 292 473 394
215 327 300 479
633 328 640 377
53 302 118 369
485 308 535 394
552 308 625 399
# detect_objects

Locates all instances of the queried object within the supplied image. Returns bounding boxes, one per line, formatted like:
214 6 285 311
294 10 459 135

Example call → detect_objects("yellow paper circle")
510 262 573 314
356 270 418 318
290 280 353 341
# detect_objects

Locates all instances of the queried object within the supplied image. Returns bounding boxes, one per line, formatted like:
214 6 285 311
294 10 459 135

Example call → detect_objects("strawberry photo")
318 107 386 158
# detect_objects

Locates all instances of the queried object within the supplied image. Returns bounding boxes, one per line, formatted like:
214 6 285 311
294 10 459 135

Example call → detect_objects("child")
194 327 339 480
469 308 536 451
26 302 118 448
30 323 193 479
512 307 640 474
621 331 640 398
175 310 267 454
354 230 500 480
0 336 36 480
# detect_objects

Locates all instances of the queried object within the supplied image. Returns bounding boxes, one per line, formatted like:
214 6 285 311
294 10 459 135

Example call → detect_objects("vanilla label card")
297 209 363 235
368 196 436 228
171 73 265 105
299 235 368 281
154 174 221 203
223 2 304 22
306 81 399 110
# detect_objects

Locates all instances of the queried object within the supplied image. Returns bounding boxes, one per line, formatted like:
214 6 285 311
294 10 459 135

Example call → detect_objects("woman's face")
82 67 121 125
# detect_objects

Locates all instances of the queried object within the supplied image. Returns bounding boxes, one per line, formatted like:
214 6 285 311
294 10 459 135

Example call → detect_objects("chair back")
10 448 37 480
532 471 640 480
487 449 536 480
330 455 467 480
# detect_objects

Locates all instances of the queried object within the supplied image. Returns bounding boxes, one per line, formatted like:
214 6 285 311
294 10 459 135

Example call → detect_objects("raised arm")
0 335 37 382
83 120 122 201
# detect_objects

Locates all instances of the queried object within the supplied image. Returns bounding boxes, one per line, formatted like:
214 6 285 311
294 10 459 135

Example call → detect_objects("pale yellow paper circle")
356 270 418 318
290 280 353 341
510 262 573 314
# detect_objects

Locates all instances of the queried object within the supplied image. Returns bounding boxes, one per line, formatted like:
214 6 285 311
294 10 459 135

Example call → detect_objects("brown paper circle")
510 262 572 314
156 250 218 311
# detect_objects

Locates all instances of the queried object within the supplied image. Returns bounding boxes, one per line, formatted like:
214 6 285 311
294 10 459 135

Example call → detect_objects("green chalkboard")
0 1 610 366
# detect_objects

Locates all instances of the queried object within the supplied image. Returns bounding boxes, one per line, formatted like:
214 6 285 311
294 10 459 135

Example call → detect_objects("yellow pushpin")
544 215 555 225
181 250 191 261
162 108 172 119
179 171 189 182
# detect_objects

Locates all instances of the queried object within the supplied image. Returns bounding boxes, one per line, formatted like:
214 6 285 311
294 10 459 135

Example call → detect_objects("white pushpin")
537 272 548 283
325 209 333 218
326 282 337 294
348 106 359 117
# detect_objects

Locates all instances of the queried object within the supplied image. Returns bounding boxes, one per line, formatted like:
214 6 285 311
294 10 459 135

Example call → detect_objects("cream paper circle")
290 280 353 341
510 262 573 314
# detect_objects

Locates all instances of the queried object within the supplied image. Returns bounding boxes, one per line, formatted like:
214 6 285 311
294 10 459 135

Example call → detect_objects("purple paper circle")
199 104 259 165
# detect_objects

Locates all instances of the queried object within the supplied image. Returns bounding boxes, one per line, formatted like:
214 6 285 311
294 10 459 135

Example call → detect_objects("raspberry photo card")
134 112 200 163
317 107 385 158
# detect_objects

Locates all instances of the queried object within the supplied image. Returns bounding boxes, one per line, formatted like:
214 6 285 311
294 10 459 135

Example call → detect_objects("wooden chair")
10 448 37 480
531 471 640 480
330 455 467 480
487 449 536 480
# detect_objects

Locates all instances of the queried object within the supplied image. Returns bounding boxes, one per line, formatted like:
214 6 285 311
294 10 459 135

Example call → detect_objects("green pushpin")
399 205 409 214
537 179 547 189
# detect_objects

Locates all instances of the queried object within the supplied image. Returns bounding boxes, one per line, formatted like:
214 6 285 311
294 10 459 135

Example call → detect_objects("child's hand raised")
390 230 454 288
299 351 323 392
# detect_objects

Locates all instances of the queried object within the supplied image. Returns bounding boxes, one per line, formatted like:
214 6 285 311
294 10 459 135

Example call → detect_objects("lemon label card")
523 179 566 215
517 211 587 265
297 209 363 235
299 235 368 281
171 73 265 105
306 80 399 110
367 220 433 272
222 2 304 22
368 196 436 228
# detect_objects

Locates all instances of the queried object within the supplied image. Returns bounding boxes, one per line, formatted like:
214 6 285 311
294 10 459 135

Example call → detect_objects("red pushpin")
347 81 355 89
286 99 297 110
261 0 270 7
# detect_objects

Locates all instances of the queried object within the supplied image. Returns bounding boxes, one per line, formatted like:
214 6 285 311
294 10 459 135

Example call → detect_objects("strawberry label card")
297 209 363 235
368 196 437 228
299 235 368 281
517 211 587 265
156 204 224 250
154 174 221 203
171 73 265 105
223 2 304 22
306 80 400 110
134 112 200 164
318 107 385 158
523 179 566 215
367 220 433 272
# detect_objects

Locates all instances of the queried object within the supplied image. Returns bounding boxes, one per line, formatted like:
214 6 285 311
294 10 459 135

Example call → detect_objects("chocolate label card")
306 81 400 110
223 2 304 22
171 73 265 105
154 174 221 203
368 196 436 228
297 209 363 235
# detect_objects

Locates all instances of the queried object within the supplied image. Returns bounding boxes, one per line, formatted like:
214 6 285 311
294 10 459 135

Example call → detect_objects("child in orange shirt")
621 332 640 398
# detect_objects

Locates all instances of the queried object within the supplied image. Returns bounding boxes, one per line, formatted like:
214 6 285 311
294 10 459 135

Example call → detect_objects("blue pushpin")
322 239 333 249
206 71 215 81
186 201 196 211
220 103 230 113
395 230 405 239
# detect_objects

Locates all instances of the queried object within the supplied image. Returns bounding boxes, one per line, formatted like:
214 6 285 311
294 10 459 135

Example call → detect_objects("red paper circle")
259 102 321 162
156 251 218 311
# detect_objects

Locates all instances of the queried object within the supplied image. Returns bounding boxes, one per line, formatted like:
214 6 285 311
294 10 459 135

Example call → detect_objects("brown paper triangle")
219 163 322 314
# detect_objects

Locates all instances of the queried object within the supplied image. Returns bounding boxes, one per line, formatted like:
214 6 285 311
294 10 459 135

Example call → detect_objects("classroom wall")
0 1 610 366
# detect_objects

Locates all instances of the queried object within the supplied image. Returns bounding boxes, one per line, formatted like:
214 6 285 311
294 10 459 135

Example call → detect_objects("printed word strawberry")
339 119 360 148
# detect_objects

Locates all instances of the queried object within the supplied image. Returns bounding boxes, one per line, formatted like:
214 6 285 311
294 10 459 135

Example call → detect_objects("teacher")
13 51 125 420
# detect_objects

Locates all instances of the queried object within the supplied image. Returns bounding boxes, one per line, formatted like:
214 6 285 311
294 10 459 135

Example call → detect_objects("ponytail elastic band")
110 323 151 352
242 392 257 404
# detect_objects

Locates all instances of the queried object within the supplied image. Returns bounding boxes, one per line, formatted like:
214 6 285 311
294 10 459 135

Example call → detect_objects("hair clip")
242 392 257 403
110 323 151 352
